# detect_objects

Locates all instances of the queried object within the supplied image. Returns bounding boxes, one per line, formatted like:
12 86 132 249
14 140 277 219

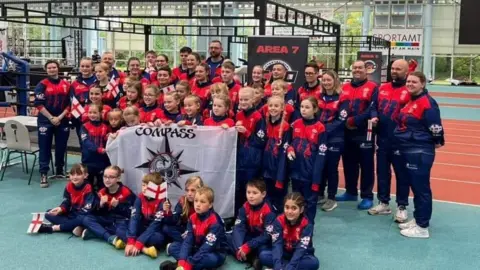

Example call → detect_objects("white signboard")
372 29 424 56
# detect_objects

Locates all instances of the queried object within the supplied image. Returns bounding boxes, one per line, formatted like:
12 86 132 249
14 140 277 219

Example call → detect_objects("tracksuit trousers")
45 211 85 232
376 142 409 206
259 250 319 270
167 242 226 270
341 138 375 200
82 215 128 242
38 123 70 174
319 142 344 200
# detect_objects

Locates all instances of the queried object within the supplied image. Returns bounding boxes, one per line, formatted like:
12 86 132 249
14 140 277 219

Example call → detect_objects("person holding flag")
94 63 119 108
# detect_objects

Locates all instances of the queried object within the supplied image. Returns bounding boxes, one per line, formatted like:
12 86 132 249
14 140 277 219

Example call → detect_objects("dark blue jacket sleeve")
326 99 349 135
245 211 276 250
34 82 47 110
117 192 137 217
311 131 327 191
286 223 315 270
163 200 182 225
79 191 97 215
232 206 248 251
350 87 378 127
270 220 284 270
424 99 445 146
179 220 195 260
276 129 291 186
190 222 225 262
59 188 72 213
127 197 142 242
80 125 100 153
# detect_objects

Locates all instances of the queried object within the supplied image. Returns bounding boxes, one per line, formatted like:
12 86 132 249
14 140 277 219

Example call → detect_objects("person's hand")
164 120 173 126
48 207 62 216
147 122 155 127
235 125 246 133
124 245 133 256
50 117 60 126
287 151 295 161
221 124 229 129
177 120 186 127
100 195 108 207
163 200 171 212
370 117 379 127
154 119 162 127
110 198 119 208
130 247 140 256
181 231 188 239
236 249 247 261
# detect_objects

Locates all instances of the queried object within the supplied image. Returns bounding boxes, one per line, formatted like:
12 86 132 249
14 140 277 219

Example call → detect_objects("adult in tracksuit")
34 60 71 188
336 60 378 210
368 59 411 222
394 71 444 239
70 57 97 145
317 70 350 212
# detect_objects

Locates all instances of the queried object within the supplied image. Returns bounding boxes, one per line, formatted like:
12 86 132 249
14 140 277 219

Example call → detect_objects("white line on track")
435 162 480 169
446 142 480 146
437 151 480 157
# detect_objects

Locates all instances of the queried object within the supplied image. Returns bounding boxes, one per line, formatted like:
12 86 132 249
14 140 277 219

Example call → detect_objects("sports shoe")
357 199 374 210
398 219 417 230
335 192 358 202
394 205 408 223
143 246 158 258
159 261 177 270
368 202 392 215
114 238 126 249
321 199 337 212
317 195 327 205
55 168 66 178
72 226 84 237
37 224 53 234
81 229 95 240
252 256 262 270
400 225 430 238
165 243 171 256
40 174 49 188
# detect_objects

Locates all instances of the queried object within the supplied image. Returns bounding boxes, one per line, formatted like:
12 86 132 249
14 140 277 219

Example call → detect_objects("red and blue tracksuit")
261 102 297 124
167 209 227 270
287 118 327 222
172 65 188 81
117 96 142 110
70 75 97 144
81 104 112 124
158 107 181 123
179 72 196 87
162 196 195 242
175 114 203 126
80 120 111 190
139 103 163 123
205 56 224 80
227 200 276 260
262 116 291 211
235 107 266 213
204 114 235 127
264 80 297 106
82 183 136 242
341 79 378 199
376 79 411 206
393 90 445 228
127 193 167 250
226 81 241 112
191 80 212 109
297 80 322 102
34 78 71 175
318 92 350 200
260 214 319 270
45 181 96 232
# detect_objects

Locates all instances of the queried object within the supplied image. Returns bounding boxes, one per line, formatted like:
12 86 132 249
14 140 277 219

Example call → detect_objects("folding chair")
0 120 39 185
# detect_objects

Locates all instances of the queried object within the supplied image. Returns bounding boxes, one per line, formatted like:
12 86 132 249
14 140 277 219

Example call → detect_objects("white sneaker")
394 206 408 223
166 243 171 256
398 219 417 230
367 202 391 215
400 225 430 238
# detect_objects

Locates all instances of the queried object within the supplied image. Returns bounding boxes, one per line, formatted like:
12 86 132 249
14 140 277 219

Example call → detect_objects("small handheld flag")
367 119 373 141
145 181 168 200
70 96 85 119
27 212 45 234
161 85 176 95
107 77 120 98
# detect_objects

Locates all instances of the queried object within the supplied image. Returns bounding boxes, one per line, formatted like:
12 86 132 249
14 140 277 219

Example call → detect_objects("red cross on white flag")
27 212 45 234
107 77 120 98
71 96 85 119
161 85 176 95
145 181 168 200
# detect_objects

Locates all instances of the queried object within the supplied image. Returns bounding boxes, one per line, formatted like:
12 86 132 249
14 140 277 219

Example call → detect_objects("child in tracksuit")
203 94 235 128
81 166 136 248
139 85 163 125
125 173 168 259
117 80 143 110
158 91 181 124
262 96 291 212
176 95 204 126
317 70 350 212
227 179 276 270
161 186 227 270
235 87 266 214
261 80 297 123
260 192 319 270
162 176 204 242
37 164 96 236
80 103 111 191
286 97 327 223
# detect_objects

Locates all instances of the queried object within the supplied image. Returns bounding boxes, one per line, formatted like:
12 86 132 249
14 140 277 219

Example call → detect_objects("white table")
0 115 37 131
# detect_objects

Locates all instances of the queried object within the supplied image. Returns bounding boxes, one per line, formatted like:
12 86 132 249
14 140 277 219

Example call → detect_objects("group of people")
31 39 444 269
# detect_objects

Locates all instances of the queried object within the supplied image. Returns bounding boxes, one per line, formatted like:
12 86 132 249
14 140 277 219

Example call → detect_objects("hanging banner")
247 36 309 90
357 51 383 85
372 29 423 56
106 126 238 219
0 22 7 67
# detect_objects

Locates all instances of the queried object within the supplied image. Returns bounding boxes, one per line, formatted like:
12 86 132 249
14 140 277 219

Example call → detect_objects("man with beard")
101 51 125 81
205 40 225 80
264 63 297 106
336 60 378 210
368 59 411 222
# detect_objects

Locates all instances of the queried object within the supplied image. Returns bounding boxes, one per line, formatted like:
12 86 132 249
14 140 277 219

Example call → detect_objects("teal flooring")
440 106 480 121
435 97 480 106
1 155 480 270
428 84 480 94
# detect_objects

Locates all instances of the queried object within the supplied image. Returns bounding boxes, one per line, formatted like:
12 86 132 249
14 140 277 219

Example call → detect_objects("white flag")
107 77 120 98
27 212 45 234
106 125 238 218
70 96 85 119
161 85 175 95
144 181 168 200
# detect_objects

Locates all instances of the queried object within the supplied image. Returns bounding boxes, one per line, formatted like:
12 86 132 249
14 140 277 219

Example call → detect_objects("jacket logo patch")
429 124 443 134
300 236 311 248
235 219 242 225
266 225 274 233
206 233 217 245
319 144 327 153
36 93 45 100
271 232 280 242
340 109 347 119
256 130 265 139
39 126 48 133
154 211 164 221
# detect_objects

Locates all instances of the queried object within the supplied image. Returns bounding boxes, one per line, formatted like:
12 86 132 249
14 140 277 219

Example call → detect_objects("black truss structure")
0 0 342 69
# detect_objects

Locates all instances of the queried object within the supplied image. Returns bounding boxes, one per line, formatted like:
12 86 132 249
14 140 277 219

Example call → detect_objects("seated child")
227 179 276 270
160 186 227 270
162 176 204 242
36 164 96 236
81 166 136 249
124 173 168 259
260 192 319 270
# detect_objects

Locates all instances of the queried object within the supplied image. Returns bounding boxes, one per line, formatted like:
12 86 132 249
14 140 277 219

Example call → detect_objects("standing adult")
101 51 124 81
393 71 444 238
297 62 322 102
92 49 101 64
368 59 411 221
336 60 378 210
205 40 225 80
34 60 71 188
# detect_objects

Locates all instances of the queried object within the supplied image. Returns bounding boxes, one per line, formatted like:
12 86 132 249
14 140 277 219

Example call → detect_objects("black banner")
357 51 383 85
459 0 480 45
247 36 309 89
